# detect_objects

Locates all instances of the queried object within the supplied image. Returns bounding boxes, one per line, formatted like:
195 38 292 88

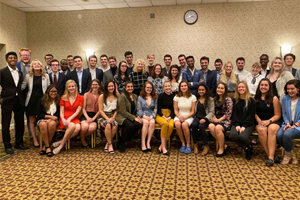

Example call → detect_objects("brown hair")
88 79 102 94
151 64 165 79
176 80 192 98
140 81 157 100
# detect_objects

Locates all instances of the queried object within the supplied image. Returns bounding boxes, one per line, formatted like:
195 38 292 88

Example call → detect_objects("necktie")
54 74 57 85
251 76 256 84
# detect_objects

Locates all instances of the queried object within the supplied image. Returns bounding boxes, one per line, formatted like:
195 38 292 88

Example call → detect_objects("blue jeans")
191 117 209 145
276 127 300 152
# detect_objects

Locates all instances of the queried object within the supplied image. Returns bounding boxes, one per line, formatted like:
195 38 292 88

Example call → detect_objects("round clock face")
184 10 198 25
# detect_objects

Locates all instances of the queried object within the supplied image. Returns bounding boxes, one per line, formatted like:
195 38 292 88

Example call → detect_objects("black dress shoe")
147 148 152 152
216 150 226 157
15 144 29 150
142 149 148 153
5 148 14 155
163 151 170 156
274 155 282 163
157 148 162 154
245 147 253 160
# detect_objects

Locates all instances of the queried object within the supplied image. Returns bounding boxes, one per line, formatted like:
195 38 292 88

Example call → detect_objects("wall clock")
184 10 198 25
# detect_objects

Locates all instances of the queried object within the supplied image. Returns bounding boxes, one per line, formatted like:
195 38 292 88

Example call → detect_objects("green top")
115 93 138 125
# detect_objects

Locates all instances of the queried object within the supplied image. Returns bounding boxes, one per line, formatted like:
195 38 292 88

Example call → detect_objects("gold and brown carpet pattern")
1 137 300 199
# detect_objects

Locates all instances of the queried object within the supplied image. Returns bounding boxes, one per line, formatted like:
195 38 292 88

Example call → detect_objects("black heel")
45 146 53 157
216 149 226 157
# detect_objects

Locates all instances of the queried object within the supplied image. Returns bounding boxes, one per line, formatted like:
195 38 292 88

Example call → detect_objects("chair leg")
68 139 70 149
191 135 194 149
40 134 43 151
282 147 284 157
91 132 94 149
216 141 219 152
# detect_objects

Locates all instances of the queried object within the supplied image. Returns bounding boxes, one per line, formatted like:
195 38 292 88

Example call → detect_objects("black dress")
27 76 43 116
256 99 282 126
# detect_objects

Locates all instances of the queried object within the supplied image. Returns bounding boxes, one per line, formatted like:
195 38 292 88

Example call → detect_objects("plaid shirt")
130 71 149 90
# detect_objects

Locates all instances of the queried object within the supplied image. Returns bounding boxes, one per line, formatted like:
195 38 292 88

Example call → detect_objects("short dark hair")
100 54 108 59
89 55 97 61
73 55 82 61
284 79 300 95
108 56 116 61
124 51 133 58
200 56 209 63
186 56 194 61
6 52 18 60
214 58 223 64
50 59 59 66
260 54 269 60
60 59 68 64
236 57 245 63
284 53 296 61
67 55 73 58
44 54 53 59
164 54 172 60
178 54 186 60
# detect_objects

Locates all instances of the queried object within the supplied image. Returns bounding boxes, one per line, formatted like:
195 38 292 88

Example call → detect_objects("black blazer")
36 98 60 125
205 69 217 96
49 72 67 97
0 67 24 106
67 69 91 95
84 68 103 84
292 68 297 77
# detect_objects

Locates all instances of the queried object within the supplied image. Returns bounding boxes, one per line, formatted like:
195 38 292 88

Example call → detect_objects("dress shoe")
5 148 14 155
15 144 29 150
216 149 226 157
163 150 170 156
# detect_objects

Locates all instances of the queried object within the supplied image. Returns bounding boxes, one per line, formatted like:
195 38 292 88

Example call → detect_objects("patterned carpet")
1 135 300 200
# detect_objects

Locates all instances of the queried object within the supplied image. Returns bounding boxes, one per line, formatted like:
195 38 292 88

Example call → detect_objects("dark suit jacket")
0 66 25 106
49 72 67 97
182 68 205 94
67 69 91 95
292 68 297 77
85 68 103 84
103 68 118 87
203 69 217 96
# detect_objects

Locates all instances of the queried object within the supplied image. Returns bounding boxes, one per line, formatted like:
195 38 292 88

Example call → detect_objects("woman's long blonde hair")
62 80 79 101
269 57 285 79
133 59 147 74
235 81 251 109
219 61 237 85
29 59 47 77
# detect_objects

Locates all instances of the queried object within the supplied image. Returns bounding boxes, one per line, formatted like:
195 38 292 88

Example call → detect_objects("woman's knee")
268 124 280 135
175 121 182 128
105 123 112 130
149 120 155 127
38 122 48 131
81 122 89 131
182 122 189 130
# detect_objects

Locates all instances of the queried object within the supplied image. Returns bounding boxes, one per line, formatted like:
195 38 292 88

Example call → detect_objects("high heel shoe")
163 150 170 156
281 151 292 165
157 148 162 154
291 150 298 165
142 149 148 153
216 149 226 157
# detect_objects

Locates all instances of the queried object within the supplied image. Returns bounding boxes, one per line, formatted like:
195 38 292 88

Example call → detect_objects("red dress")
58 94 84 129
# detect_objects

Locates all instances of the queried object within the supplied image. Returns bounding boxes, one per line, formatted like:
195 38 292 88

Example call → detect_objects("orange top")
85 92 100 113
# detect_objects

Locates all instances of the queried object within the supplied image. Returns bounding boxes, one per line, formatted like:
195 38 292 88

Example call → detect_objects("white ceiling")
0 0 277 12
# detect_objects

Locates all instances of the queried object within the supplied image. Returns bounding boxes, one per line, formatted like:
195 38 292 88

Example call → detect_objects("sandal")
39 147 46 155
291 150 298 165
281 151 292 165
194 144 199 154
52 141 60 148
53 144 63 155
108 143 115 154
201 145 210 156
104 143 109 153
45 146 53 157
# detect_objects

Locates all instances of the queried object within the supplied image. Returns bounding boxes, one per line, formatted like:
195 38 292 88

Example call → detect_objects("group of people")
1 48 300 167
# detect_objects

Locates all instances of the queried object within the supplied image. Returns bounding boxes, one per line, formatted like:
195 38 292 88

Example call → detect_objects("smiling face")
171 67 178 78
216 83 225 96
126 54 133 65
259 80 270 94
6 54 18 67
287 84 299 98
67 57 74 67
89 57 97 68
225 63 233 74
187 58 194 68
91 81 100 92
237 83 246 96
178 56 186 68
180 82 188 93
155 65 161 76
145 83 153 95
100 57 108 67
60 60 69 71
236 60 245 71
198 86 206 97
120 62 127 73
20 50 31 65
147 56 155 66
200 59 209 71
67 82 76 94
49 87 58 99
74 58 83 69
125 83 134 94
260 55 269 67
272 58 283 72
51 61 59 74
284 56 295 67
215 62 222 72
164 82 172 94
109 59 117 68
32 61 42 71
107 82 115 93
164 57 172 67
137 61 143 72
251 65 260 76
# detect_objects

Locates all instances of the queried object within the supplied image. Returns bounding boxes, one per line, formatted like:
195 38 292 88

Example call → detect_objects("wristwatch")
269 119 273 123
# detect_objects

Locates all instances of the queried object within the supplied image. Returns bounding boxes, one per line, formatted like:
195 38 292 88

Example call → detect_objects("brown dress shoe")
194 144 199 154
201 145 210 156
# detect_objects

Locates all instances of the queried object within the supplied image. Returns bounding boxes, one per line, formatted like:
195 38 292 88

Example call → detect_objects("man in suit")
99 54 110 73
67 55 91 96
284 53 297 77
259 54 270 78
16 48 31 78
125 51 134 75
178 54 188 75
200 56 217 96
49 59 67 97
0 52 28 154
60 59 70 75
163 54 172 76
67 55 75 72
44 54 54 74
103 56 118 87
182 56 204 95
213 58 223 84
85 55 103 85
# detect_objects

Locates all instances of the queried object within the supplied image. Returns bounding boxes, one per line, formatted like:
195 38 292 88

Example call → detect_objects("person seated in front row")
156 81 174 155
229 81 256 160
37 85 60 157
254 78 282 166
277 80 300 165
137 81 158 153
208 82 233 157
80 79 102 148
52 80 83 154
191 84 215 155
98 80 118 154
174 80 197 154
116 81 143 152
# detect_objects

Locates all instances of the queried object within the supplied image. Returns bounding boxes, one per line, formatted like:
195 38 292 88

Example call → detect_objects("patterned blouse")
130 72 149 90
137 96 158 118
166 76 182 93
148 76 167 95
114 75 128 94
213 96 233 129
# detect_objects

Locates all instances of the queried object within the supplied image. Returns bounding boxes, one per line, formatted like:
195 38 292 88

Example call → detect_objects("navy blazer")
204 69 217 96
84 68 103 85
281 95 300 131
182 68 204 94
49 72 67 97
67 69 91 95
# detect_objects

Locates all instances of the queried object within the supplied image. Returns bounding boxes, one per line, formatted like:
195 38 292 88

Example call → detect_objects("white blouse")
46 102 57 116
103 98 117 112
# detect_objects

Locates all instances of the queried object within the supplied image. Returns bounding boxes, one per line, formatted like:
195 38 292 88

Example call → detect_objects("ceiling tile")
18 7 43 11
177 0 203 4
99 0 125 3
151 0 176 6
71 0 102 5
127 1 152 7
1 0 31 7
103 3 129 8
39 6 64 11
21 0 54 7
81 4 106 9
44 0 77 6
202 0 227 3
59 5 85 10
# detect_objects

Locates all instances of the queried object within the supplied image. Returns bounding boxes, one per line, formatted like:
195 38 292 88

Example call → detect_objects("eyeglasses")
21 54 30 57
51 64 59 67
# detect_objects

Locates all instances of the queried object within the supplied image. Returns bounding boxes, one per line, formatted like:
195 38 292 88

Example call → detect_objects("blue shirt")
137 96 157 118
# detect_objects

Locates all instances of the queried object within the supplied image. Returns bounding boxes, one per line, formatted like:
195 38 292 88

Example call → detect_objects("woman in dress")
208 82 233 157
130 59 149 95
148 64 167 95
277 80 300 165
254 78 282 166
191 84 214 155
174 80 197 154
219 61 238 99
166 64 182 94
137 81 158 153
116 81 143 152
21 59 50 147
52 80 83 154
114 61 129 96
80 79 101 148
267 57 294 101
36 84 60 157
230 81 256 160
156 81 174 155
98 80 118 154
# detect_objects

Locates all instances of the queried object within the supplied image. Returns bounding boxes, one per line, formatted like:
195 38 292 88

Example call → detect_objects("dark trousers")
120 119 142 142
191 117 209 145
1 97 25 149
230 125 254 149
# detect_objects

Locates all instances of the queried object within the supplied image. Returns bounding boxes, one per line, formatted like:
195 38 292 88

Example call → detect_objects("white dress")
174 94 197 125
